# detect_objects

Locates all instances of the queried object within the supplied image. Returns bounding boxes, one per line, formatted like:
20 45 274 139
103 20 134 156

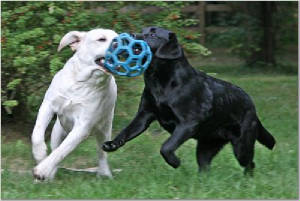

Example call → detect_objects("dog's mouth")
95 57 111 74
95 56 123 75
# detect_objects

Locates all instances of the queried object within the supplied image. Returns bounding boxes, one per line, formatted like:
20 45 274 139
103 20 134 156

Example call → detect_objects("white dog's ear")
57 31 86 52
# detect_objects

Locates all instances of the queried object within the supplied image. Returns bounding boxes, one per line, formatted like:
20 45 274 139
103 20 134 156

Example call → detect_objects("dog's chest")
156 103 178 133
49 69 113 103
45 72 116 132
148 90 178 133
55 87 115 133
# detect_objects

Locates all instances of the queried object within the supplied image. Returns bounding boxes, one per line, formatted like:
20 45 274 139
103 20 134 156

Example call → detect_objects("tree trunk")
261 1 276 65
247 2 277 66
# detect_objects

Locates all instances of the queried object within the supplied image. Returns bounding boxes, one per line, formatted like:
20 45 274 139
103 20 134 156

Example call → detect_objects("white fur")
31 28 118 181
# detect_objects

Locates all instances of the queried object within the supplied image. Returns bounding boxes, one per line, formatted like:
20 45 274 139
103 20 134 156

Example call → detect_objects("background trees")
205 2 298 66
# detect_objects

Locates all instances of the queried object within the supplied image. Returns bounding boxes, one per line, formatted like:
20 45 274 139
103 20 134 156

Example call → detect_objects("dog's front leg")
33 125 91 181
103 92 156 152
103 111 155 152
160 123 198 168
32 100 55 164
95 108 115 178
48 118 67 178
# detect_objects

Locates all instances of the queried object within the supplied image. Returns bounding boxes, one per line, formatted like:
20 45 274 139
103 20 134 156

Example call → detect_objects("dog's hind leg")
160 123 198 168
95 113 113 178
49 118 67 179
231 111 258 176
32 100 55 164
96 133 112 178
50 118 67 151
196 140 225 172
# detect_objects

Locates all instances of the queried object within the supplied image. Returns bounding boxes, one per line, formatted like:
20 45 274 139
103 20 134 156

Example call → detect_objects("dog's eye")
98 38 106 42
150 33 156 37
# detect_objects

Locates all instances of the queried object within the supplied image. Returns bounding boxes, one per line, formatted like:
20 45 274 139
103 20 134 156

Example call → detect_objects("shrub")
1 1 209 122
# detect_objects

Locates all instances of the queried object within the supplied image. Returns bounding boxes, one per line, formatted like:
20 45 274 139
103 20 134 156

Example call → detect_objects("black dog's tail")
256 119 276 150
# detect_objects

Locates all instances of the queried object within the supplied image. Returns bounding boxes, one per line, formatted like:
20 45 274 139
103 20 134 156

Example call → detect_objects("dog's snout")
131 33 144 40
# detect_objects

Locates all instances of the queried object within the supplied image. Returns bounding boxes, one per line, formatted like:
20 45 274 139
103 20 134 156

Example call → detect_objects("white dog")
31 28 118 181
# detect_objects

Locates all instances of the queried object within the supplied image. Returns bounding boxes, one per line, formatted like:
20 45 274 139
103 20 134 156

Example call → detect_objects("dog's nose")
131 33 144 40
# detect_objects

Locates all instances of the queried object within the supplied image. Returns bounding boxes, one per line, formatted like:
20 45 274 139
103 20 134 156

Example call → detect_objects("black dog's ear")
155 32 183 59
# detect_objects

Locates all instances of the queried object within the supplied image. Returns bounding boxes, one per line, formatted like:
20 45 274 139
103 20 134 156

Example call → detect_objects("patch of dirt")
1 157 33 173
1 122 33 143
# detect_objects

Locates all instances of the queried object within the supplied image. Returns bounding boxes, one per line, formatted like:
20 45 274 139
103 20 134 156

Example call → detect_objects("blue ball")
104 33 152 77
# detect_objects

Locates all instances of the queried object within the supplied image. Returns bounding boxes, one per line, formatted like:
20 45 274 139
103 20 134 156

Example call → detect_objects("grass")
1 61 298 199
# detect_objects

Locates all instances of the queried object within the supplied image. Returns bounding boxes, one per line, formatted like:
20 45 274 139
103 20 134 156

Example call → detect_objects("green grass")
1 63 298 199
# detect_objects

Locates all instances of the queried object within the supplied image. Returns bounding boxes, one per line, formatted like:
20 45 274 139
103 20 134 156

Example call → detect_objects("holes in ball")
107 57 114 65
132 43 143 55
129 70 141 76
116 49 129 62
118 65 128 73
111 39 118 50
121 38 130 46
141 56 147 65
129 61 137 68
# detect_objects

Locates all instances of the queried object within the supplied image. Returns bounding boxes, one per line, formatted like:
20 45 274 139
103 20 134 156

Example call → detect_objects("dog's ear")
155 32 183 59
57 31 86 52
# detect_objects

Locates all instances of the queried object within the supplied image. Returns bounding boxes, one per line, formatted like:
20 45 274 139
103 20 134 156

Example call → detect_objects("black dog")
103 27 276 174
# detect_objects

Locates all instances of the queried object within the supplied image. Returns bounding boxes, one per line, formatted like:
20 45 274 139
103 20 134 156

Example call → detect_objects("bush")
1 1 209 122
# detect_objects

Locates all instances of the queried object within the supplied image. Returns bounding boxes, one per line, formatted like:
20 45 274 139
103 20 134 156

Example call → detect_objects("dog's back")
195 69 276 148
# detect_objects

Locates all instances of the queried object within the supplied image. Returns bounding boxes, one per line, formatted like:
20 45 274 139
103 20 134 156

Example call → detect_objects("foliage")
137 1 211 55
207 13 262 58
1 1 209 121
206 2 298 65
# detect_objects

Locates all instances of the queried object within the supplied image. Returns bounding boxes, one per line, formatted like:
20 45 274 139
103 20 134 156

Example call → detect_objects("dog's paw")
198 165 210 173
160 148 181 168
32 164 55 181
244 162 255 177
102 140 124 152
97 165 113 179
97 170 113 179
169 158 181 169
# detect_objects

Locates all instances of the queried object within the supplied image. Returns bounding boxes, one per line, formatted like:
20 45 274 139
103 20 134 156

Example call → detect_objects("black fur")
103 27 276 175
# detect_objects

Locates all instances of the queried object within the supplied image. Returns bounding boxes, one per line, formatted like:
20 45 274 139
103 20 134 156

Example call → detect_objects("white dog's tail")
31 100 54 164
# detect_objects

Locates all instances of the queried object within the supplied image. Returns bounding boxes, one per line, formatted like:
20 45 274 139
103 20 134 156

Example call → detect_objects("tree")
247 2 277 66
207 1 298 67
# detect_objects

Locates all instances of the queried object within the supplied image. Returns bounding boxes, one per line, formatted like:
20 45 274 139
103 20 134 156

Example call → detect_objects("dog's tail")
256 118 276 150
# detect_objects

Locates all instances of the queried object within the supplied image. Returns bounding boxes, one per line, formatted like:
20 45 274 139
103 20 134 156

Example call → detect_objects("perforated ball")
104 33 152 77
